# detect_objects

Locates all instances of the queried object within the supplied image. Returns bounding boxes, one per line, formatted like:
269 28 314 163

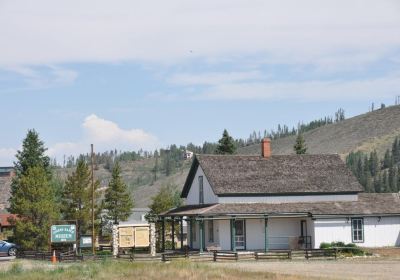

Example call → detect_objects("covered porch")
160 204 314 253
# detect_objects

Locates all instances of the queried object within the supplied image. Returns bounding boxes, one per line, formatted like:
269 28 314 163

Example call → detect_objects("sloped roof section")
164 193 400 216
181 154 363 197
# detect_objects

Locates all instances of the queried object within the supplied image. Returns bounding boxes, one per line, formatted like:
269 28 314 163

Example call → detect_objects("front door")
234 220 245 250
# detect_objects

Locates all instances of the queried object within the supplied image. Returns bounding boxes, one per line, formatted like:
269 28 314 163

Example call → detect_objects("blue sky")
1 0 400 165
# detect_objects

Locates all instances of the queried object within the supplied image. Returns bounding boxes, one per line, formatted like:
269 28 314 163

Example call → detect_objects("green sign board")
79 236 92 248
51 225 76 243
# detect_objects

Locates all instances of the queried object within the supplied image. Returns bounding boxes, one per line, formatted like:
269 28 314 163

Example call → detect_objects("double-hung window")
199 176 204 204
351 218 364 243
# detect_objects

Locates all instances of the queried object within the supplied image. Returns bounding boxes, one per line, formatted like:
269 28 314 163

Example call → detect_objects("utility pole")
91 144 95 255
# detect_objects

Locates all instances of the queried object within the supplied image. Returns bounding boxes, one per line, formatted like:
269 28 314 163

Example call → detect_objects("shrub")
319 241 366 256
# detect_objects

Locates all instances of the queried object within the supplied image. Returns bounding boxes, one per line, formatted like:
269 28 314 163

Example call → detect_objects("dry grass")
239 105 400 158
0 259 312 280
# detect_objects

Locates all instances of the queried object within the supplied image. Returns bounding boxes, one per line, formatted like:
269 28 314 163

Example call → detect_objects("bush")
319 241 365 256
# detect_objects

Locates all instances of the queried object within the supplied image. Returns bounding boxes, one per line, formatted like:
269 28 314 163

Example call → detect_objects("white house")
161 138 400 252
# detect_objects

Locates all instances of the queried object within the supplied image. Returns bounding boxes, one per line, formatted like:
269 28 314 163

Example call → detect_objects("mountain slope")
239 105 400 157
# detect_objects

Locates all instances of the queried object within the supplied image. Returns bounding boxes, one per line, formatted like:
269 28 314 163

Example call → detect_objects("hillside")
239 105 400 158
53 158 191 208
1 105 400 211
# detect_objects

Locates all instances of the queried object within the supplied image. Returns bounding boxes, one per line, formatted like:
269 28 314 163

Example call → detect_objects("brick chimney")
261 138 271 158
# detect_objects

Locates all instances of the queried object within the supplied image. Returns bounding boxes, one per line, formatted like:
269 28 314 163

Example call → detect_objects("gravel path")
212 258 400 280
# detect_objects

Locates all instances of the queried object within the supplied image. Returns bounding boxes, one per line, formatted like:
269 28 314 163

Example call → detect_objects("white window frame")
351 218 364 243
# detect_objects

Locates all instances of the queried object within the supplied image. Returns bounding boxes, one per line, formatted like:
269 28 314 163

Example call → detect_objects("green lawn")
0 260 309 280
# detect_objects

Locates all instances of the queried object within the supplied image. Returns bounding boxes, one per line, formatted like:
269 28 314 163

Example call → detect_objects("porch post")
171 217 175 250
189 218 193 249
264 216 269 252
231 217 236 252
161 217 165 252
180 217 184 250
199 218 204 253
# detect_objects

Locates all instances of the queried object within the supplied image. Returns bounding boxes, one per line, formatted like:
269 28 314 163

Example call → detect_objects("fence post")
213 251 217 262
185 246 189 258
289 250 292 260
235 252 238 261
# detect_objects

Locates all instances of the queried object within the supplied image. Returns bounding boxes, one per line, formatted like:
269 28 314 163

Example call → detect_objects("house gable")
186 164 218 205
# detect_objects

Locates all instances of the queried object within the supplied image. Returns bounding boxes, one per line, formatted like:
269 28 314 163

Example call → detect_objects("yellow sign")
119 227 134 248
118 226 150 248
135 227 149 247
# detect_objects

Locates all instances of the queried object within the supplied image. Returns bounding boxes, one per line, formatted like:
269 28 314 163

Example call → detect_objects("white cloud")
47 114 160 163
1 65 78 92
196 74 400 102
0 148 16 166
0 0 399 67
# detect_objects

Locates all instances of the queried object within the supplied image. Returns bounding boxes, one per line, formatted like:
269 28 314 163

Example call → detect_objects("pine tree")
374 175 381 193
294 133 307 154
368 150 379 177
215 129 236 155
392 137 400 163
383 149 392 169
10 166 58 250
382 170 389 192
389 166 397 192
61 159 101 238
13 129 51 177
104 162 134 224
9 130 58 250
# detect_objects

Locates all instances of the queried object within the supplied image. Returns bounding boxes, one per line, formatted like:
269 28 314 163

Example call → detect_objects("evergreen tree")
389 166 397 192
13 129 51 177
61 159 101 239
368 150 379 177
9 130 58 250
293 133 307 154
215 129 236 155
10 166 58 250
383 149 392 169
104 162 134 224
382 170 389 192
374 174 382 193
392 137 400 163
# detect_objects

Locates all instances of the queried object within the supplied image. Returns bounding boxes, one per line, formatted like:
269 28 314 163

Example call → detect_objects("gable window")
208 220 214 243
351 218 364 243
199 176 204 204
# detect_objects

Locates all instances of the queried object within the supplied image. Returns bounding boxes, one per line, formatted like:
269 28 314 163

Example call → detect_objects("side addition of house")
162 138 400 252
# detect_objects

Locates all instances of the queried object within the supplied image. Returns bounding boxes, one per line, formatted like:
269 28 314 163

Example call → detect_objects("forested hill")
2 105 400 211
239 105 400 158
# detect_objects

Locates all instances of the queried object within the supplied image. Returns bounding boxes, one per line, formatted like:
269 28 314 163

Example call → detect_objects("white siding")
218 194 358 204
314 217 400 248
313 218 352 248
363 216 400 247
186 166 218 205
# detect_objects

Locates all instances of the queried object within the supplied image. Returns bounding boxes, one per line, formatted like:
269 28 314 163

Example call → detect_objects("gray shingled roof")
181 154 363 197
164 193 400 216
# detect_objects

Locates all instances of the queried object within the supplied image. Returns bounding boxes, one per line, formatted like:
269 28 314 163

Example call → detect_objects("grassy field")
0 260 312 280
